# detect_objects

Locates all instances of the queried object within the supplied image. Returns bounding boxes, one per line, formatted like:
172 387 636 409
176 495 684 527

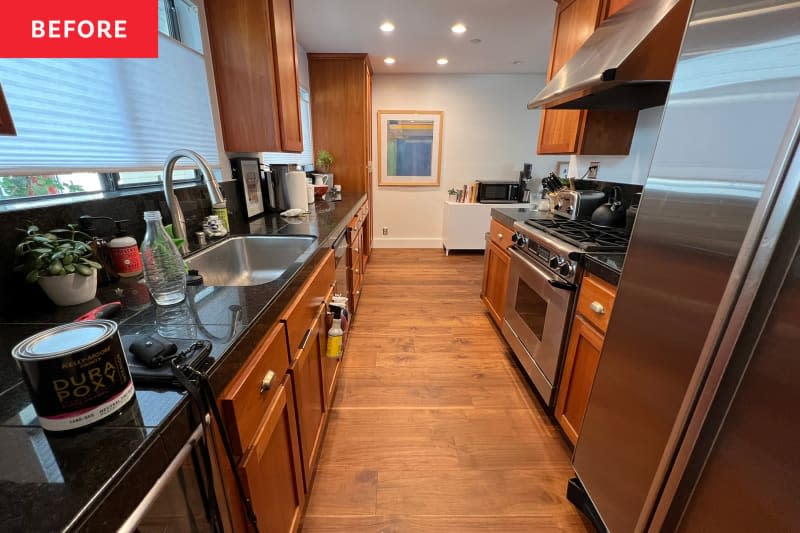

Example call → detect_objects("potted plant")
316 149 335 182
15 224 103 306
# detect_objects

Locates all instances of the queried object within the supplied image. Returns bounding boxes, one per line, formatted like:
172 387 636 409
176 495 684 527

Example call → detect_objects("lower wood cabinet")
216 250 342 532
555 314 604 445
0 83 15 136
290 304 329 489
555 272 617 445
481 218 514 326
239 375 305 532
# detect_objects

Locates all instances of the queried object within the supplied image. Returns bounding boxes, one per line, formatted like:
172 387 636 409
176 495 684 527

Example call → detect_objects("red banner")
0 1 158 58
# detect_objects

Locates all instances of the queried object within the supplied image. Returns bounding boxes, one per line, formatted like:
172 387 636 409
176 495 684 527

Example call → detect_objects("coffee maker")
518 163 533 202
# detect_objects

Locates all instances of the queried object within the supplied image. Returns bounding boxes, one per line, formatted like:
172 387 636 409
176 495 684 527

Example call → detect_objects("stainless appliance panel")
673 224 800 532
503 248 573 405
572 0 800 531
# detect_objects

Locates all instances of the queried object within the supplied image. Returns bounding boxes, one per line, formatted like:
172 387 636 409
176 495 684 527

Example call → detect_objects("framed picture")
378 110 443 186
556 161 569 180
231 157 264 219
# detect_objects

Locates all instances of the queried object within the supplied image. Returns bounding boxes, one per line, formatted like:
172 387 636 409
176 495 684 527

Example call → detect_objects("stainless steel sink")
186 235 317 286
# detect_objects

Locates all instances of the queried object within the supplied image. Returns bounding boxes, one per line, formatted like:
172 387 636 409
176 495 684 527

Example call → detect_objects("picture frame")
231 157 264 219
378 110 443 186
556 161 570 180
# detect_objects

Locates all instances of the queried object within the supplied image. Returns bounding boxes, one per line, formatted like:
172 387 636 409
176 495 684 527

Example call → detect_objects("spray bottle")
326 305 344 358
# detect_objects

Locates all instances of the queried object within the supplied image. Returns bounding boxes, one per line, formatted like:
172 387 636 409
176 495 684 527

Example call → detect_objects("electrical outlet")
382 227 388 236
587 162 600 179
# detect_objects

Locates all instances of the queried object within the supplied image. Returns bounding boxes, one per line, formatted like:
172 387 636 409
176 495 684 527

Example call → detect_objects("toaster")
553 190 606 220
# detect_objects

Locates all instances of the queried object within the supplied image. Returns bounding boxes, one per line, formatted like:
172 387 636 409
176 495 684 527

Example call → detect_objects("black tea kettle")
591 186 627 228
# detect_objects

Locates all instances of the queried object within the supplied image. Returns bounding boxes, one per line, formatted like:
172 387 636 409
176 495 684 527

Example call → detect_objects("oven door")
502 247 575 406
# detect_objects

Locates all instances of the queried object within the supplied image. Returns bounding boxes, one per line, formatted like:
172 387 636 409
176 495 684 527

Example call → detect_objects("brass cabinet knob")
590 301 606 315
260 370 276 393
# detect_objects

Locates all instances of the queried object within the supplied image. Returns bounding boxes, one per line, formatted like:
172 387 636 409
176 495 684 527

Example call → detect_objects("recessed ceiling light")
436 57 449 65
384 57 396 65
380 22 395 32
451 23 467 34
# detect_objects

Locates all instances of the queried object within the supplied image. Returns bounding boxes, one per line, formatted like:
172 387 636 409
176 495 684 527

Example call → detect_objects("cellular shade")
0 34 219 174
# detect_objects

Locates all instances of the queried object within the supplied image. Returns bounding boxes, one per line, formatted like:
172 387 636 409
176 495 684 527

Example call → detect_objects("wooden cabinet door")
291 308 328 487
537 0 602 154
605 0 634 18
481 239 511 327
269 0 303 152
0 83 16 136
555 315 604 445
205 0 301 152
239 375 305 533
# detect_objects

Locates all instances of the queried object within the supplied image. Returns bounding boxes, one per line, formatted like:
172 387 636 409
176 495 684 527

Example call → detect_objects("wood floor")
301 249 591 532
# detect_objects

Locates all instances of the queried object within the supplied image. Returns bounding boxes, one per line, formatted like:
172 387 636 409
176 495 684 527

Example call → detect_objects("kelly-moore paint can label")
12 320 135 432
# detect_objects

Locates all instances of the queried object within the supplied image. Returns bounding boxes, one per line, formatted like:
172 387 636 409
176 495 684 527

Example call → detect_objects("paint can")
12 320 135 432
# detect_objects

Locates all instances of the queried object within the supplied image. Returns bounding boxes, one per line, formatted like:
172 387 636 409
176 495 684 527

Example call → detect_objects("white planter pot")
38 270 98 306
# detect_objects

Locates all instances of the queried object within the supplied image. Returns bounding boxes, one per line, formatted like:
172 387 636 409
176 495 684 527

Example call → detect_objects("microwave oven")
477 181 522 203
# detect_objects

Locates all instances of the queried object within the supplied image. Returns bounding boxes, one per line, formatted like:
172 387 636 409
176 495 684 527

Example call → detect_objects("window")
263 87 314 167
117 169 198 188
159 0 204 54
0 6 219 203
0 173 103 200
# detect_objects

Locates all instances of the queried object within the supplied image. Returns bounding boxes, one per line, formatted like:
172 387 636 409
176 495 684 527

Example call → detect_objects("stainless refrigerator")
572 0 800 531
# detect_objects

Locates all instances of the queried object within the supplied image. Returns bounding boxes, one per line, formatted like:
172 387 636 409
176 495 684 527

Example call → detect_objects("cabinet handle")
590 301 606 315
298 328 312 350
498 233 503 239
260 370 276 393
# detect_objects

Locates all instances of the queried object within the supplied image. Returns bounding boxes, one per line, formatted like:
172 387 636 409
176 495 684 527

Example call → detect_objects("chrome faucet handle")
163 149 224 255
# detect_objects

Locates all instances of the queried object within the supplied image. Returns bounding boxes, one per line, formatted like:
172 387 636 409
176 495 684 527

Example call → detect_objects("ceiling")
293 0 557 74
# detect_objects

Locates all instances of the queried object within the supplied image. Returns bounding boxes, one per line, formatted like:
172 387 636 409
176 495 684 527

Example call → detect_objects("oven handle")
508 246 578 292
548 279 578 291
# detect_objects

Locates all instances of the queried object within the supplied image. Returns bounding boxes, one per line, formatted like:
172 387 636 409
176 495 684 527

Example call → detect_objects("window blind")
0 34 219 174
263 87 314 167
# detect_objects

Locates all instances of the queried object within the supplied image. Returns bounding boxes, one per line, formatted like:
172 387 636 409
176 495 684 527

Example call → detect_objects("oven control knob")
518 235 528 247
549 256 564 269
559 262 575 277
511 232 520 243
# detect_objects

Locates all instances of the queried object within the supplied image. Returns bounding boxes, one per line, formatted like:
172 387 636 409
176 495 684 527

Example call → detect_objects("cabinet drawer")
220 321 290 456
576 273 617 333
282 251 335 361
488 218 514 250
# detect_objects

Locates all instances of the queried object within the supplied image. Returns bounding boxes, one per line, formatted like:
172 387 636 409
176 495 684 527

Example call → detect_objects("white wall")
370 74 663 248
371 73 563 248
568 106 662 186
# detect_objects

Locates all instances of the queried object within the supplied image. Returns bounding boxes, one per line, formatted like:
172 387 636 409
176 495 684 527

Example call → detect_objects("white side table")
442 201 523 255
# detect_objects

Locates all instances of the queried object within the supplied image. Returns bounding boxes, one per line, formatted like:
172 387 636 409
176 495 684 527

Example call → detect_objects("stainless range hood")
528 0 692 110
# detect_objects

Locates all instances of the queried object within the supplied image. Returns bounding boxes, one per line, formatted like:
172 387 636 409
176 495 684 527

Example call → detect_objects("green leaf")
63 264 76 274
25 270 39 283
78 259 102 269
75 264 92 276
14 243 26 257
63 254 73 266
48 260 63 276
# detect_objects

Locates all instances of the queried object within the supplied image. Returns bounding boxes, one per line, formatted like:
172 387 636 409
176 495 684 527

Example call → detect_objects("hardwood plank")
300 249 589 532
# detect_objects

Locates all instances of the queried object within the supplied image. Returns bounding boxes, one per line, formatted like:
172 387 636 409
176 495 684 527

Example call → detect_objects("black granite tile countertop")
491 206 553 228
584 253 626 286
0 192 366 532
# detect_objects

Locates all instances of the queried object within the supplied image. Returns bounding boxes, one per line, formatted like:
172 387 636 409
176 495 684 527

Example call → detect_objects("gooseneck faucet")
163 149 224 255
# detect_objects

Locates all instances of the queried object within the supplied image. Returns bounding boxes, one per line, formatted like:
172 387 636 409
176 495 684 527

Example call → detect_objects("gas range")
510 218 630 284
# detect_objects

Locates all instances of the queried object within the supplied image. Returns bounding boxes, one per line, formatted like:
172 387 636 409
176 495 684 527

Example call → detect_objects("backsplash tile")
0 181 244 318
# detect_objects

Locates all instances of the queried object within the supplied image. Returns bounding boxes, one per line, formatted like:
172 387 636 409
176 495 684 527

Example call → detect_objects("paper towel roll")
286 171 308 211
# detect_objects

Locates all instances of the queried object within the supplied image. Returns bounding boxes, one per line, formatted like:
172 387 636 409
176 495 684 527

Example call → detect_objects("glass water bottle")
140 211 186 305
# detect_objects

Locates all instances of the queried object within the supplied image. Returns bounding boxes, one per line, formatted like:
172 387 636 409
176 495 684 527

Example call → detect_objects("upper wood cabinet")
0 83 16 136
604 0 634 18
205 0 302 153
537 0 638 155
308 54 374 259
